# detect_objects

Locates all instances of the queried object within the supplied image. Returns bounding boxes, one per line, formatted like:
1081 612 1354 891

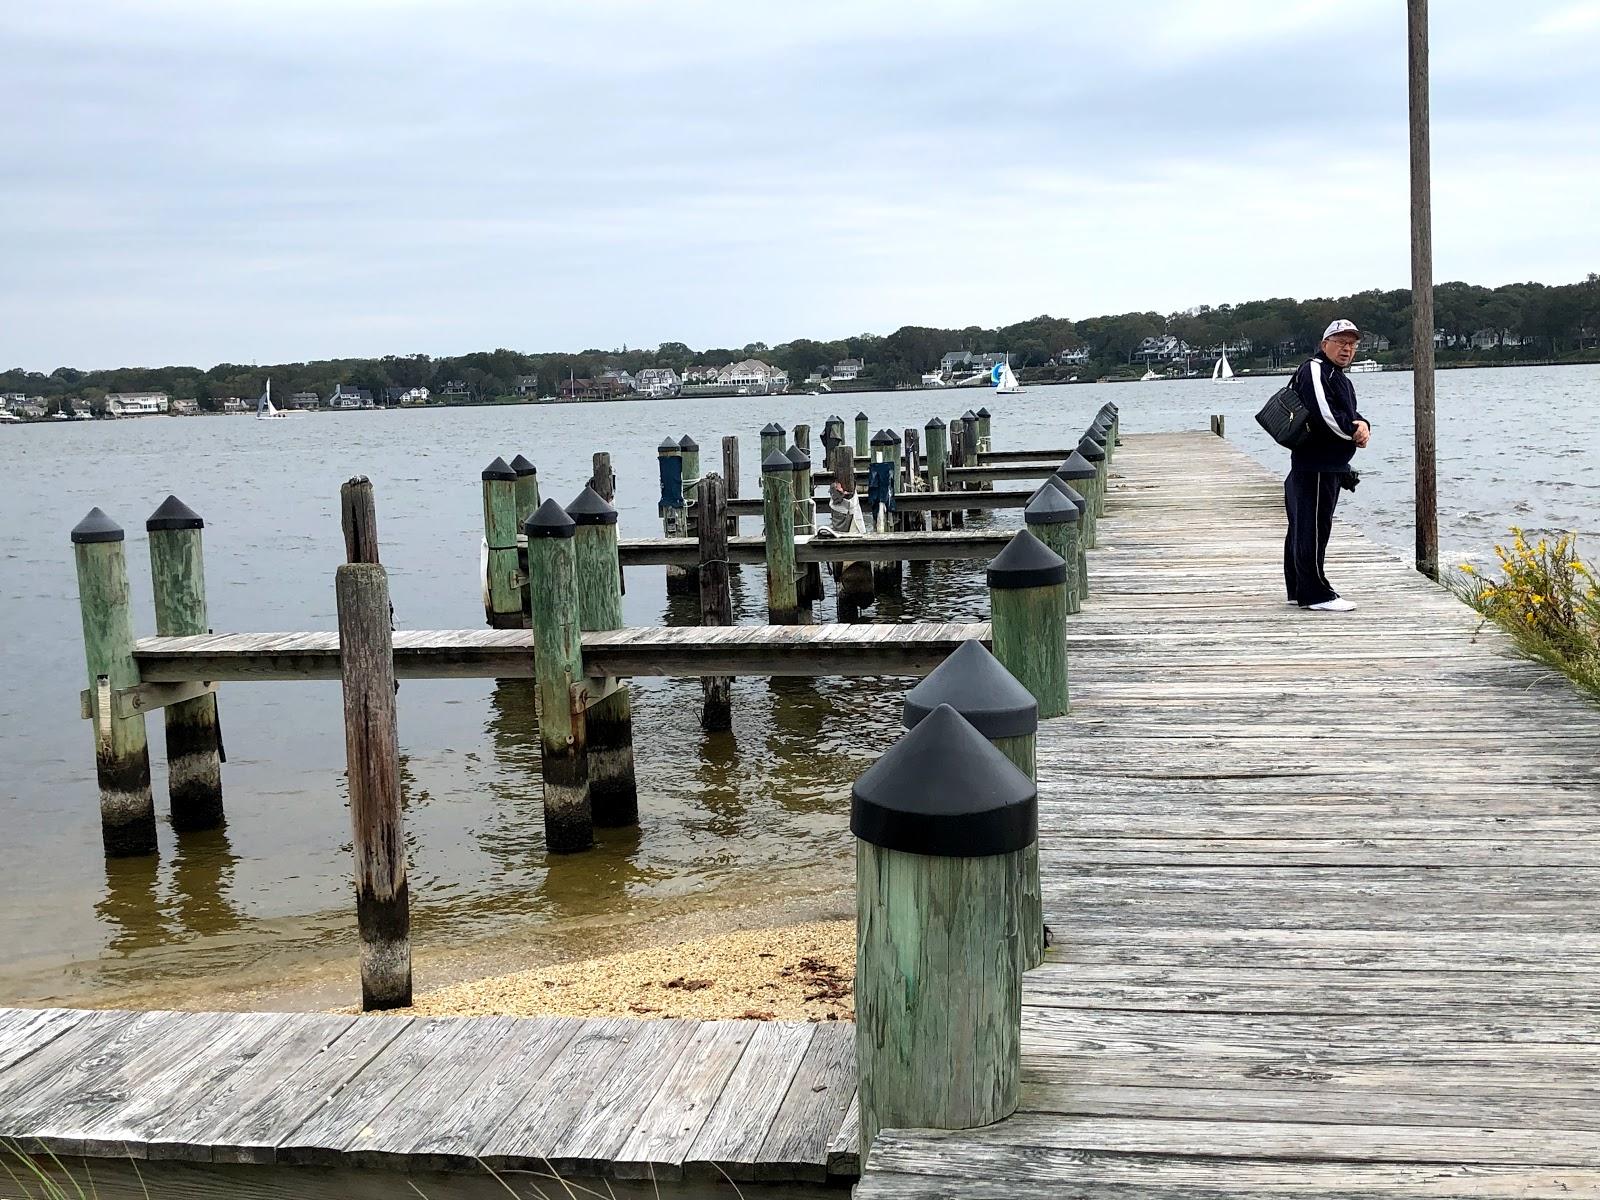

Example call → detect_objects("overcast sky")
3 0 1597 371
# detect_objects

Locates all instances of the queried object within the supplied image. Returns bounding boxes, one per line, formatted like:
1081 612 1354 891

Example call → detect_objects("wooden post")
1024 486 1081 617
510 454 541 529
976 406 992 454
1077 435 1107 522
760 450 799 625
146 496 224 832
788 444 822 619
1410 0 1439 580
760 422 786 465
830 442 873 622
1056 452 1098 553
901 428 925 535
72 508 156 857
1210 413 1226 438
903 642 1043 971
869 431 902 598
793 422 811 456
721 435 740 538
589 451 616 502
568 487 637 828
659 438 691 597
482 457 522 628
987 530 1069 718
948 413 967 528
525 498 593 853
853 704 1032 1158
925 417 948 532
961 411 981 517
697 472 734 732
340 476 381 564
679 435 702 595
334 561 412 1010
854 412 870 459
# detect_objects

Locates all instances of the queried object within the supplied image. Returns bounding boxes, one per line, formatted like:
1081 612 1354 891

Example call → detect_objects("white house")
330 384 374 409
106 392 169 416
717 359 790 393
1054 347 1090 366
683 365 722 384
291 391 321 408
398 386 431 405
599 368 637 391
940 351 973 374
635 367 680 397
831 357 864 381
1 392 32 412
221 396 248 413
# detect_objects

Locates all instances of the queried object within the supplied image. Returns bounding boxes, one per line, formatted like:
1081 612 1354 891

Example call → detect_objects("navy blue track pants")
1283 466 1340 606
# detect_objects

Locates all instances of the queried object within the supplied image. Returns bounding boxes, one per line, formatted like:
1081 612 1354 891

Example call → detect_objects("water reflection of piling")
96 852 170 956
169 825 244 936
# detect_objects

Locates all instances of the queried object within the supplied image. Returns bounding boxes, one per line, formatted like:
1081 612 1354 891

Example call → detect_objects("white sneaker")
1308 597 1356 612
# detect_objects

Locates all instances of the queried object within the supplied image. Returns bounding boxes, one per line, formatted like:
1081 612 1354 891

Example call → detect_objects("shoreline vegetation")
4 274 1596 418
1453 529 1600 700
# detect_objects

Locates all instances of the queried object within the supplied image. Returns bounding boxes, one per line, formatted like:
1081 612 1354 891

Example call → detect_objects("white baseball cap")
1322 319 1361 340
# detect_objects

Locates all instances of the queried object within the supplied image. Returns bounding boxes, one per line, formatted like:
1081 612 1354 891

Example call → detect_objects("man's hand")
1353 419 1371 448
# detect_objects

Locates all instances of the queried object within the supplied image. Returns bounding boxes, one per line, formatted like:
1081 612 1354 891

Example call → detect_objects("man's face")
1322 334 1360 367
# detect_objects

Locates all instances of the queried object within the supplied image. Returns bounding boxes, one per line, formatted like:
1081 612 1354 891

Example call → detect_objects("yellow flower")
1460 563 1477 575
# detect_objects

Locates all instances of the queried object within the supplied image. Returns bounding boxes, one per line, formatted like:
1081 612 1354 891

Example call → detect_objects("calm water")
2 366 1596 1005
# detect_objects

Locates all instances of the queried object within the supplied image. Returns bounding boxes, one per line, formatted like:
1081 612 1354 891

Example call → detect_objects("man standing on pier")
1284 319 1371 612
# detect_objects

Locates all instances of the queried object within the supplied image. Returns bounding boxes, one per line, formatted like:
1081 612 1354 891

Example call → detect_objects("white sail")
994 356 1023 393
256 376 300 419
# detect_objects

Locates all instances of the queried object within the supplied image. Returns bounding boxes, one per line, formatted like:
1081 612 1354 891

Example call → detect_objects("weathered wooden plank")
753 1021 856 1181
683 1022 816 1180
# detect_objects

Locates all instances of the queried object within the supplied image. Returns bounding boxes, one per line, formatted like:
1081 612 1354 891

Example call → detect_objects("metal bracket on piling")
576 675 623 708
81 679 218 721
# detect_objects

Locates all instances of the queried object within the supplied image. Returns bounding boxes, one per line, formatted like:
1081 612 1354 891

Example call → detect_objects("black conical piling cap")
1084 423 1108 444
1025 485 1079 526
1055 451 1096 480
852 704 1036 857
482 456 517 481
525 496 576 539
903 642 1038 740
762 449 794 474
509 454 538 477
659 437 681 453
962 409 978 422
761 422 783 436
1076 437 1106 463
925 416 946 429
1032 476 1087 516
71 507 124 544
785 444 811 467
977 406 991 419
146 495 203 532
988 528 1068 590
566 485 618 526
855 411 869 421
679 434 698 451
870 430 893 447
888 429 902 444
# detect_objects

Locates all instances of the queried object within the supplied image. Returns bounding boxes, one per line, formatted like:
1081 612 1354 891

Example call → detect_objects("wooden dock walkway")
857 431 1600 1198
0 1007 858 1191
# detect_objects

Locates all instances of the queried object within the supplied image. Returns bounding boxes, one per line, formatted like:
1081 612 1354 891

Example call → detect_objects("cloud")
0 0 1595 369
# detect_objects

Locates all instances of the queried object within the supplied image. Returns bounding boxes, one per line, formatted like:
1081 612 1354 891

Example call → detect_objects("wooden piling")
854 412 870 459
853 704 1032 1158
1210 413 1226 438
901 428 925 535
568 486 637 828
903 641 1044 971
987 530 1069 718
830 442 874 622
146 496 225 833
760 451 799 625
1078 433 1108 520
340 476 381 564
976 406 992 454
72 508 156 857
678 435 702 594
510 455 541 528
697 472 734 732
588 451 616 502
787 444 823 618
925 417 949 531
1055 451 1098 553
659 438 691 597
962 411 982 517
760 422 786 465
525 498 593 853
947 414 967 528
335 561 411 1010
793 422 811 457
1024 486 1081 617
869 431 902 598
481 457 523 629
721 435 740 538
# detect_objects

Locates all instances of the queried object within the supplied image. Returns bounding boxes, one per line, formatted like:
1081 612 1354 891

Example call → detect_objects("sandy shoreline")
364 919 856 1022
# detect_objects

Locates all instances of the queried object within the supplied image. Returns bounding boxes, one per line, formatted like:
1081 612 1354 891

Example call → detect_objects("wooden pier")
856 431 1600 1198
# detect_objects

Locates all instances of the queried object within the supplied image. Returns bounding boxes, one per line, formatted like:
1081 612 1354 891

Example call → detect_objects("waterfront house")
1136 335 1193 362
172 398 199 415
330 384 374 409
1 392 32 412
831 357 864 381
441 379 469 397
106 392 169 417
397 386 431 405
221 396 248 413
1359 333 1392 353
558 377 627 401
514 375 540 396
716 359 785 391
599 368 637 392
635 367 680 397
683 365 722 384
940 351 973 374
291 390 321 408
1054 347 1091 366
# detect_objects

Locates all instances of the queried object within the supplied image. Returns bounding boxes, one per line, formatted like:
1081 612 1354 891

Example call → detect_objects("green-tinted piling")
1024 486 1081 617
676 435 701 594
73 508 156 857
525 499 593 853
1059 448 1100 548
568 486 637 829
1078 434 1108 521
904 642 1044 971
761 451 799 624
146 496 224 832
976 406 992 453
482 457 522 628
793 422 811 457
510 455 541 528
854 412 870 459
853 704 1033 1158
987 530 1069 718
759 422 786 465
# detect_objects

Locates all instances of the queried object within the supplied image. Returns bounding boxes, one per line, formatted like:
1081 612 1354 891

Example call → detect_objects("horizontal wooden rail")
616 530 1014 568
134 622 993 683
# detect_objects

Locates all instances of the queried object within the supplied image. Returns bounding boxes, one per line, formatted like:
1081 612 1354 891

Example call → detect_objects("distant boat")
992 356 1024 394
1348 358 1381 373
51 412 69 421
0 411 21 424
1212 349 1236 382
256 379 301 420
1140 367 1160 382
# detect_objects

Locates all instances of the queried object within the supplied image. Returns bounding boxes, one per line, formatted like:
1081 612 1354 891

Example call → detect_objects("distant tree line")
6 274 1596 409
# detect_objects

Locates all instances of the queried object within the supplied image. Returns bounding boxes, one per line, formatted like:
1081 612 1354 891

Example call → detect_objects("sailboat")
1140 366 1160 382
1212 347 1236 382
256 378 301 420
991 355 1024 394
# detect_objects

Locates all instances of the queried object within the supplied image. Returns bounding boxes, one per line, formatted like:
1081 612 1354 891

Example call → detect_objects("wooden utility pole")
1409 0 1439 580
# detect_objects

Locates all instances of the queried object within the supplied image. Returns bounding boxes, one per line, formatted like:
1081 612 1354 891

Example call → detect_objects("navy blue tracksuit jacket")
1283 353 1368 605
